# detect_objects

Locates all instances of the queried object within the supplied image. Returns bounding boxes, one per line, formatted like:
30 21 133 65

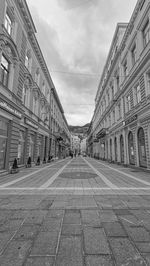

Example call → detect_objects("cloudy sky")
26 0 137 126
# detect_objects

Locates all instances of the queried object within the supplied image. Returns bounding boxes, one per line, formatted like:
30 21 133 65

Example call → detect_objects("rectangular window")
131 44 136 65
25 54 29 69
118 102 121 119
0 55 10 87
147 72 150 95
123 60 127 77
143 20 150 47
22 86 27 105
33 97 38 115
111 86 114 99
107 91 110 105
134 84 141 105
5 12 12 35
126 94 131 112
113 110 115 124
35 69 40 86
116 75 119 90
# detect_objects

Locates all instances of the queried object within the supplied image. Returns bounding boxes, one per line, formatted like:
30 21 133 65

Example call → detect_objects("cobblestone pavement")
0 157 150 265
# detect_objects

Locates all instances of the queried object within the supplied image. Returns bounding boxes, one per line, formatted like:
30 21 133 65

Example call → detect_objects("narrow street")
0 157 150 265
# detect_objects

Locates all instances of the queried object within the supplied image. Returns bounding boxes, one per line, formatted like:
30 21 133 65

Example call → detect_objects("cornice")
16 0 36 34
120 0 147 52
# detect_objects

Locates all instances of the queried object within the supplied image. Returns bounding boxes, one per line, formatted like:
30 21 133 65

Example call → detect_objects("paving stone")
24 256 54 266
0 219 23 232
41 218 62 232
68 197 97 208
130 210 150 222
114 209 131 215
24 210 47 225
46 209 64 219
81 210 101 226
119 215 140 227
85 255 114 266
0 232 15 254
142 254 150 265
0 210 12 222
126 227 150 242
103 222 127 237
135 242 150 253
63 210 81 224
37 200 54 209
98 210 118 222
14 225 40 239
83 228 111 255
0 240 32 266
56 236 83 266
62 224 82 235
30 231 59 255
109 238 146 266
11 210 28 220
50 201 68 209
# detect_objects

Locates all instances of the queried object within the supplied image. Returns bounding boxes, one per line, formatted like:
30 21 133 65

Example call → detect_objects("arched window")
0 55 10 87
0 34 20 90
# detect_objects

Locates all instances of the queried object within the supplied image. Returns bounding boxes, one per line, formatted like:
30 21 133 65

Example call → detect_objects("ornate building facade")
88 0 150 170
0 0 70 172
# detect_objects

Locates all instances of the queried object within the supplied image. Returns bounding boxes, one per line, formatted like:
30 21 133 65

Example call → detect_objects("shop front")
114 137 117 162
96 128 107 160
17 130 25 165
24 118 38 163
0 98 22 170
138 127 147 168
120 135 124 163
128 131 135 165
0 117 8 170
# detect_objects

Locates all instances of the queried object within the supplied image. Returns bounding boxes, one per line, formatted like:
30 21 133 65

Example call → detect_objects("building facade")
50 88 71 159
0 0 70 172
71 135 81 156
80 138 87 154
88 0 150 170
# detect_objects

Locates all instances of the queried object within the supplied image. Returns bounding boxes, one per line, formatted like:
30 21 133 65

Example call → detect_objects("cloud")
27 0 137 125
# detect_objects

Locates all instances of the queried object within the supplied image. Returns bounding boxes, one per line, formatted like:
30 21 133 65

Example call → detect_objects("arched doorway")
120 135 124 163
110 139 112 161
128 131 135 165
138 127 147 168
114 137 117 162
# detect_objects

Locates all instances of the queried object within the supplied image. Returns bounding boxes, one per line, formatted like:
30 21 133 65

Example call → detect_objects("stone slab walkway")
0 194 150 265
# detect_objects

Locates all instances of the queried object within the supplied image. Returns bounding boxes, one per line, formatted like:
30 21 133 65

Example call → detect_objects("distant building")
87 0 150 169
80 138 87 154
71 135 81 155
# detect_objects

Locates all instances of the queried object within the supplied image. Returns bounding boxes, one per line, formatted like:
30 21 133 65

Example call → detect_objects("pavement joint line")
40 160 72 188
0 187 150 190
94 159 150 186
83 158 118 189
120 217 136 225
0 159 68 188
